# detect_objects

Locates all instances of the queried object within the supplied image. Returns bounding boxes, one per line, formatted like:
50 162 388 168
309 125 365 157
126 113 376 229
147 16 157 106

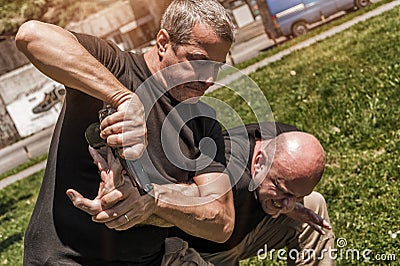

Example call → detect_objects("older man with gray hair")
170 122 335 265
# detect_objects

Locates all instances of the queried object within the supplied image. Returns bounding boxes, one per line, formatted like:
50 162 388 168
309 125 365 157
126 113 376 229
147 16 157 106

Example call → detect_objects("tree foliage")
0 0 123 36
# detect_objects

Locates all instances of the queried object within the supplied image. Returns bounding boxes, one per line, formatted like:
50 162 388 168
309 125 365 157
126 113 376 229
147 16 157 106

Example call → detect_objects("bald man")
169 122 334 265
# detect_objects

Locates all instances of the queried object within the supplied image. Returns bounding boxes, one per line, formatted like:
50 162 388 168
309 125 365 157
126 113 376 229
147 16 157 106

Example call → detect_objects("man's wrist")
109 90 134 108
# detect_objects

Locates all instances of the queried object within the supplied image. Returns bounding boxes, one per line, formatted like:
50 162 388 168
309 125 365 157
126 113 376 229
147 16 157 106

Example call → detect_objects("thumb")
66 189 103 215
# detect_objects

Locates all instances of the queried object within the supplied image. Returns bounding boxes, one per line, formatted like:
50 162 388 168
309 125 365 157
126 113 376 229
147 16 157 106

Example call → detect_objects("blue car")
266 0 370 36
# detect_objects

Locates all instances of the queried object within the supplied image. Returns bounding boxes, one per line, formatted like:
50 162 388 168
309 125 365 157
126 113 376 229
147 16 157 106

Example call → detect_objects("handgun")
85 105 153 195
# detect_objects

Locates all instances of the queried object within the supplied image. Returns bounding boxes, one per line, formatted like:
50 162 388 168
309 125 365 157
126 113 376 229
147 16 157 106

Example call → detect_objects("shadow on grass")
0 194 33 217
0 232 23 253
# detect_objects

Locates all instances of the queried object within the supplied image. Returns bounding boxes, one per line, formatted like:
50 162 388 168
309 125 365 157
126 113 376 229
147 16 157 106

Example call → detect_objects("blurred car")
265 0 370 37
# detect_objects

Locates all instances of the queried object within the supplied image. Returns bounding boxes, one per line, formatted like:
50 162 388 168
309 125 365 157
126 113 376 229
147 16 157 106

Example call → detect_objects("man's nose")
197 63 218 85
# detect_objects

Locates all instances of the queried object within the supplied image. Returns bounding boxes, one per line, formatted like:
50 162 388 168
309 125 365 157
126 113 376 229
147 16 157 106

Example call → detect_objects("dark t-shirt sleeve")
194 115 227 177
225 134 251 187
71 32 127 79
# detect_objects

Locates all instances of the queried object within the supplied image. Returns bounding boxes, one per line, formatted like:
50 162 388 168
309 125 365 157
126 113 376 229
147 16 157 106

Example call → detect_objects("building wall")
0 37 32 147
0 98 19 149
0 37 29 76
0 64 58 145
0 0 173 148
66 0 173 51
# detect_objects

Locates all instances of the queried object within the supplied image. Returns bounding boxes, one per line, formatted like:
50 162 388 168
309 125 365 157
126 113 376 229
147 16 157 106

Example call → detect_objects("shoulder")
72 32 121 55
224 122 299 140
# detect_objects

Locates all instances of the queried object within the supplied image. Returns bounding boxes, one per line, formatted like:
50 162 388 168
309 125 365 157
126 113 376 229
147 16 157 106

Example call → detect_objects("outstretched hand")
66 147 171 229
286 203 332 235
66 146 127 215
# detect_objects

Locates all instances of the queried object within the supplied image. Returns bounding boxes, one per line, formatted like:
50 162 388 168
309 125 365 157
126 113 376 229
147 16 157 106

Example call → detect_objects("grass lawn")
0 172 43 265
1 2 399 265
212 3 400 265
0 154 47 182
234 0 395 70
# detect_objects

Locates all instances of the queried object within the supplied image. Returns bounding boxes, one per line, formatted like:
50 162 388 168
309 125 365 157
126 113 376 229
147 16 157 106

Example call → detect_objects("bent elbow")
214 220 235 243
210 192 235 243
212 212 235 243
15 20 41 52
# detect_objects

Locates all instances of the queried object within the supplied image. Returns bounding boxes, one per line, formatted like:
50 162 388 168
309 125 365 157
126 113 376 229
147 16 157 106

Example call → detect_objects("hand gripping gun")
85 105 153 195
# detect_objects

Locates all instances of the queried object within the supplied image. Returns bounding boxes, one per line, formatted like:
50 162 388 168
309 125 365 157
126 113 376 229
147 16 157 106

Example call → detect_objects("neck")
143 47 161 74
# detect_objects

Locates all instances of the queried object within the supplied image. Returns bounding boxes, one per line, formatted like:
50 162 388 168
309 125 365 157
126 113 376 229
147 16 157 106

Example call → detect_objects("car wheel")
355 0 370 9
292 21 308 37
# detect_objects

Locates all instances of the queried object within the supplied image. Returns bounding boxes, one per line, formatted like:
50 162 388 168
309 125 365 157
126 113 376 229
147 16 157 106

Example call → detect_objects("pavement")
0 126 53 173
1 0 399 190
0 160 47 189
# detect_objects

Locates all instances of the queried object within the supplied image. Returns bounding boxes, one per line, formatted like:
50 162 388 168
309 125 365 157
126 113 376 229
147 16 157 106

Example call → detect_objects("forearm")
141 214 174 227
15 20 131 107
153 176 234 243
141 184 200 228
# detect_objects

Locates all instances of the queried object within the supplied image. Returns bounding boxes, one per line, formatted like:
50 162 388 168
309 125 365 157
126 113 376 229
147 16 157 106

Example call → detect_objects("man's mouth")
271 199 283 209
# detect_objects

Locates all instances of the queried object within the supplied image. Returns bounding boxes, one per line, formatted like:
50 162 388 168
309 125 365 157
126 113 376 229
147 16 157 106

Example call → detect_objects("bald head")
264 131 325 196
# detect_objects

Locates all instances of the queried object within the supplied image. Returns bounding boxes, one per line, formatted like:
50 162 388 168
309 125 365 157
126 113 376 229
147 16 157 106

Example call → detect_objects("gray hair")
161 0 235 48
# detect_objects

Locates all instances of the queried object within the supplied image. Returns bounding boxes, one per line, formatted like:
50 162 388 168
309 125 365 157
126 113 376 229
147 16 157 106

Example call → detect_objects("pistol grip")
117 155 153 196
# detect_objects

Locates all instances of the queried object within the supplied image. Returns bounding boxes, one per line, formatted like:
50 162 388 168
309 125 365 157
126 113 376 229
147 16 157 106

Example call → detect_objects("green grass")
0 171 43 265
235 0 396 70
0 154 47 182
1 2 399 265
222 4 399 265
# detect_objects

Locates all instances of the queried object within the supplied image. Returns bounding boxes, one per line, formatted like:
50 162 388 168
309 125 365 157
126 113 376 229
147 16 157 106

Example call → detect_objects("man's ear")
249 149 269 191
254 149 268 173
157 29 170 57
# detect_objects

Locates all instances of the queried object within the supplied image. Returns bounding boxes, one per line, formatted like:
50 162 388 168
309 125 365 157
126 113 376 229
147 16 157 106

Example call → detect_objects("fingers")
308 222 325 235
100 120 124 138
99 108 147 161
66 189 103 215
305 208 332 234
95 148 124 198
94 176 140 219
309 210 332 231
120 143 147 160
98 170 124 197
322 219 332 230
98 183 128 210
88 146 107 172
67 175 135 218
99 108 146 141
282 197 296 213
104 131 146 152
93 191 154 230
105 209 145 230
